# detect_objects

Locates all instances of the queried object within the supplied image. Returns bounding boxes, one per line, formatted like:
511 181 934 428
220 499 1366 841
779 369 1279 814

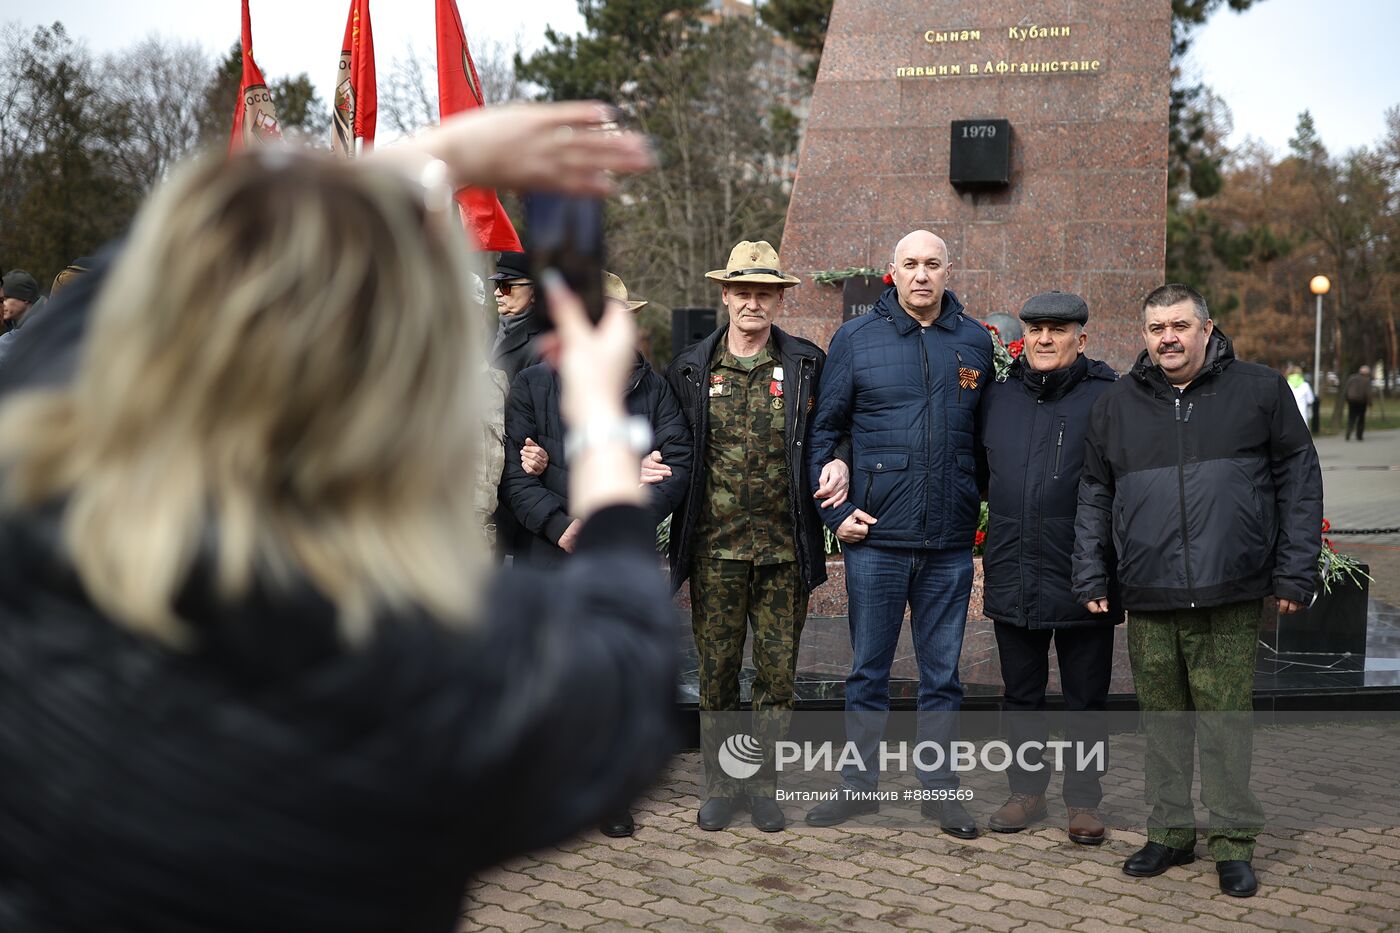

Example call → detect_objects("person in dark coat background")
503 271 689 838
488 251 547 383
1343 364 1373 441
977 290 1121 846
1073 283 1322 898
503 272 692 571
488 249 548 560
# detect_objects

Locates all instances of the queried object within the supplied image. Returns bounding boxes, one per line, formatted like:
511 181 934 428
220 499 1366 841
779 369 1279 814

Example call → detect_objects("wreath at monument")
810 266 885 286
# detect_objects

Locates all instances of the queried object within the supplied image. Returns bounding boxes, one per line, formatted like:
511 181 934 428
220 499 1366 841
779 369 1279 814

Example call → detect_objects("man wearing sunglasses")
489 251 547 383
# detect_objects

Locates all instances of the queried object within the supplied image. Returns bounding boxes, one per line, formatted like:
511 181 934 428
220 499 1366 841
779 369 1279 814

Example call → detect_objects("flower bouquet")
1318 518 1372 595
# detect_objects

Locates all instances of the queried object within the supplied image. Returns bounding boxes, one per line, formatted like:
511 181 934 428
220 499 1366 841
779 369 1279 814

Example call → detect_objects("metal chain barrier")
1328 527 1400 535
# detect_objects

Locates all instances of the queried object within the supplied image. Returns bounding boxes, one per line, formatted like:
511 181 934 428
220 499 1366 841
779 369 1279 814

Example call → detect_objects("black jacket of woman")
0 253 681 933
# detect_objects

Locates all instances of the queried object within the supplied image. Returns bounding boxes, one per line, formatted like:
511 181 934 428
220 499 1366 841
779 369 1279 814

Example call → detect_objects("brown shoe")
1067 806 1106 845
988 793 1047 832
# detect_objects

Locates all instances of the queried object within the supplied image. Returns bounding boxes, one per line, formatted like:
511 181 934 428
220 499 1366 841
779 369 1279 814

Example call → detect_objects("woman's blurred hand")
375 101 654 197
539 272 646 518
542 272 635 428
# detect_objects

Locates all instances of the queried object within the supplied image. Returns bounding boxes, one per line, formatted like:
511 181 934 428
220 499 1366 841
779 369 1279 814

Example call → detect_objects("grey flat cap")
1018 290 1088 324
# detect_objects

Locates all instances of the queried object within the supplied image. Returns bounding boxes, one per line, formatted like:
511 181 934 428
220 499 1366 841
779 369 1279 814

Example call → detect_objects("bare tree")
380 33 526 138
104 35 212 188
382 43 438 136
473 33 526 105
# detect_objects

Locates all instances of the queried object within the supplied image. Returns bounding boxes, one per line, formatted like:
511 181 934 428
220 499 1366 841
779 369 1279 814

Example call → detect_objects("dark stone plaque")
841 276 887 321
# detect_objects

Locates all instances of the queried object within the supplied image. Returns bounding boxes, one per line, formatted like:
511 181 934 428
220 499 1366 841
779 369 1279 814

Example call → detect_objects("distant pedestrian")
1286 366 1314 428
1344 365 1372 441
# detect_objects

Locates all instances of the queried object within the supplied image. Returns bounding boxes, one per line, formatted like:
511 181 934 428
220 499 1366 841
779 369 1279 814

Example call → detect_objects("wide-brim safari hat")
604 271 647 312
704 240 801 287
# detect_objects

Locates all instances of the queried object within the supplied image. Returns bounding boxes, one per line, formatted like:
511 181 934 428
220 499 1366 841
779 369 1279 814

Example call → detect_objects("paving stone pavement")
461 431 1400 932
462 744 1400 932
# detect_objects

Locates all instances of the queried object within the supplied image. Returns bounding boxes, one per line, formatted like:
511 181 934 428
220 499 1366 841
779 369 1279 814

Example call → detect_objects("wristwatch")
564 415 653 462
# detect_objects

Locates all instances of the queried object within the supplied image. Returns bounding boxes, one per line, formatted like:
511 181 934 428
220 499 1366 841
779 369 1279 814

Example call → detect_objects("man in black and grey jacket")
1072 283 1322 898
977 291 1121 847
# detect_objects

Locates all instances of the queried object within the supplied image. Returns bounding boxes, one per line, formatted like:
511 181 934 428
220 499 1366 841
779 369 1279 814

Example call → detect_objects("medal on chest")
770 365 784 410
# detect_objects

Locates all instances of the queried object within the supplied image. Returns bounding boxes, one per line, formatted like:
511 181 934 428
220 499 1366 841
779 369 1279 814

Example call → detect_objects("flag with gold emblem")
228 0 283 154
332 0 376 157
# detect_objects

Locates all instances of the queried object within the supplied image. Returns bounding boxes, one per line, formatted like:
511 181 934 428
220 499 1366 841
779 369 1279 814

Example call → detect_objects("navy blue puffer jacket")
807 287 993 550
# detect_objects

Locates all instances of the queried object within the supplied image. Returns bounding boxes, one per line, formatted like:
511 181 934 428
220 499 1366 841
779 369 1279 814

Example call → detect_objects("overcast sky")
3 0 1396 156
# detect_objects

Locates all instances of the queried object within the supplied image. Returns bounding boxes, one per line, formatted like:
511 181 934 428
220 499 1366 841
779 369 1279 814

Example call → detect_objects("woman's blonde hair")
0 151 488 643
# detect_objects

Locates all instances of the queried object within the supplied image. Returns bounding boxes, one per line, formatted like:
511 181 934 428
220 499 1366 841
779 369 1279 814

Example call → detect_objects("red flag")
228 0 283 154
332 0 376 156
434 0 522 251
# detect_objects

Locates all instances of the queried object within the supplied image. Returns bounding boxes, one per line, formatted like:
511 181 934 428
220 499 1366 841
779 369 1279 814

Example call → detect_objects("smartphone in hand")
524 193 605 326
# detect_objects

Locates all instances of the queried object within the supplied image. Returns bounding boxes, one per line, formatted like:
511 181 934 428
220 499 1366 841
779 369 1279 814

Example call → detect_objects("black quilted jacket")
1072 329 1323 611
0 505 679 933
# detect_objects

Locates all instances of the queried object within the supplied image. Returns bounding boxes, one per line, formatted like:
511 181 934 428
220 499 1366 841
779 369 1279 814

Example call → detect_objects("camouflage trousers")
1128 599 1265 861
691 558 807 796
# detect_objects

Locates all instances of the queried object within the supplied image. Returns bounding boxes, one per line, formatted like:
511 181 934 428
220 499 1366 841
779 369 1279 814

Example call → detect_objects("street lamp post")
1310 274 1331 433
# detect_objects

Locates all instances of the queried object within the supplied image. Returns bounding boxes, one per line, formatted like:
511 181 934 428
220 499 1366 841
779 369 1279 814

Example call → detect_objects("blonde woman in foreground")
0 103 678 933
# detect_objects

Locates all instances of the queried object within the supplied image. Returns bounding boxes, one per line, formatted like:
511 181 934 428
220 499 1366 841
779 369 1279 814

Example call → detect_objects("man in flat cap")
667 240 849 832
977 291 1121 846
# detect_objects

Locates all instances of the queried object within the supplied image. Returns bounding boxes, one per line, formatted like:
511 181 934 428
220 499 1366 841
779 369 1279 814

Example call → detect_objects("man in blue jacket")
804 230 992 837
977 291 1121 846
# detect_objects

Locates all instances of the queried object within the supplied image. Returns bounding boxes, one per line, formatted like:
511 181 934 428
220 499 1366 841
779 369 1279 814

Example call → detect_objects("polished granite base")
674 596 1400 707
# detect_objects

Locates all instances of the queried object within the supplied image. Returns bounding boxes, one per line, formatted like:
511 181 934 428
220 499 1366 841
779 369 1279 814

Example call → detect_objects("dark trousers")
994 621 1115 806
1346 401 1367 440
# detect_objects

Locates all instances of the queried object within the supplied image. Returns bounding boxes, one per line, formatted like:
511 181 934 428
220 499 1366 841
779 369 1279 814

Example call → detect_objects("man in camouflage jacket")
667 240 849 833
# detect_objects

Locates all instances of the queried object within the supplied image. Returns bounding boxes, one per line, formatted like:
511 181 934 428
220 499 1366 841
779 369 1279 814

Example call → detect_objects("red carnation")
882 272 894 285
1007 339 1025 358
974 530 986 547
985 323 999 336
1321 518 1331 533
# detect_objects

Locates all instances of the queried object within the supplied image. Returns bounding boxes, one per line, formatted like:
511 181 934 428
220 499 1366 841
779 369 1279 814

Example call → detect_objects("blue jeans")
841 544 972 790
